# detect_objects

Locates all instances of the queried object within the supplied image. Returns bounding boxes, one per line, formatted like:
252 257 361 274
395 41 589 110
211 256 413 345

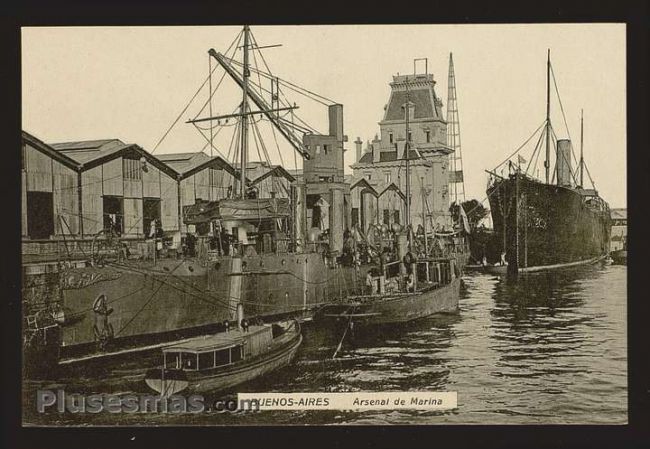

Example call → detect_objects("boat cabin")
369 256 457 296
161 325 273 372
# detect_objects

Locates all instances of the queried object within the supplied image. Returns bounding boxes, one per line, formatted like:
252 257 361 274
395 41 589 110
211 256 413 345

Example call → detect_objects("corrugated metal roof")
158 152 211 173
157 152 204 162
50 138 180 178
22 131 81 170
51 139 121 151
52 139 130 164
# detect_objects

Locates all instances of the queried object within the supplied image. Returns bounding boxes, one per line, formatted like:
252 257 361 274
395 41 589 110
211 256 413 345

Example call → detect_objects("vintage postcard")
20 24 626 426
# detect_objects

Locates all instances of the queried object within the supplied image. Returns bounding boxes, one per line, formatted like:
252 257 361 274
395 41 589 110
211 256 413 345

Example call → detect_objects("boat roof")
163 325 270 353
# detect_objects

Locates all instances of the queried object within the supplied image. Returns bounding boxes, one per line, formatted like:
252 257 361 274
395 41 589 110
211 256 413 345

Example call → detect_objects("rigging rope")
493 120 547 171
149 29 243 155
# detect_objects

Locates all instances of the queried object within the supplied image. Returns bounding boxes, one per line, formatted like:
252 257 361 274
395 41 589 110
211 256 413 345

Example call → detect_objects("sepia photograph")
19 23 629 428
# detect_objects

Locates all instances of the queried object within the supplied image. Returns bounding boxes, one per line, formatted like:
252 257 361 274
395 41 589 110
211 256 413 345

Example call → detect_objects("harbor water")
23 262 627 425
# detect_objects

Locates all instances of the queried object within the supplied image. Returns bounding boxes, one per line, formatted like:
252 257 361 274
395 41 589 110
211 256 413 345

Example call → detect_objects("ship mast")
239 25 251 198
545 49 551 185
404 83 412 249
580 109 584 187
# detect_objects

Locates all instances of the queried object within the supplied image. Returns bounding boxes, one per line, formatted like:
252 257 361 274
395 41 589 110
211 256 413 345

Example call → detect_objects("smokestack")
556 139 573 187
328 104 344 141
354 137 362 162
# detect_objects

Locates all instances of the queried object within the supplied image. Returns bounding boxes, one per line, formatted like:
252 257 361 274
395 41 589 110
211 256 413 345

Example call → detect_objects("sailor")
406 272 415 292
223 319 230 333
365 270 374 295
402 251 415 275
149 219 157 239
482 255 487 266
240 318 250 333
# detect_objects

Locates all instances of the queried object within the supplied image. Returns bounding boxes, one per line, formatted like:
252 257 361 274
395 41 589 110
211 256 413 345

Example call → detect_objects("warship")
22 26 467 375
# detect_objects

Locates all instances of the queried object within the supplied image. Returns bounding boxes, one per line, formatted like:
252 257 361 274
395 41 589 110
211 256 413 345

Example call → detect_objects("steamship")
486 52 611 276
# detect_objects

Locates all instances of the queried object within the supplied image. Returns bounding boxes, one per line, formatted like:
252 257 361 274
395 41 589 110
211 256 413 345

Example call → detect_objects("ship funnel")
556 139 573 187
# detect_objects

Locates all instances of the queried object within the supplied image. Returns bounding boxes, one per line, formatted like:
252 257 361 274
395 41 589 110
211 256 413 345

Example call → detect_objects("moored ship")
486 51 611 276
22 26 361 375
22 27 468 375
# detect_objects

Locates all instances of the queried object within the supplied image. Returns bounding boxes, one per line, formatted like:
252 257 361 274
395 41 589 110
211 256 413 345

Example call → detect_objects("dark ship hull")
317 277 460 326
487 174 611 274
25 253 362 365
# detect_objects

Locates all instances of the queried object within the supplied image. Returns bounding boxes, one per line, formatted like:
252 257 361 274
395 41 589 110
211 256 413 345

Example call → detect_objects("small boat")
145 320 301 395
317 257 460 326
465 263 508 275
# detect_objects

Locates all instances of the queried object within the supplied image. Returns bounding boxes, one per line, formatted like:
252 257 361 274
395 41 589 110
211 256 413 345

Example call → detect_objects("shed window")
426 130 431 143
315 145 321 155
123 158 142 180
323 144 329 155
389 132 393 144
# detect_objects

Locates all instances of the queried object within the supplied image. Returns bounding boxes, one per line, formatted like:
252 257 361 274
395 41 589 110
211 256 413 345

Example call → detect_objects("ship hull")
26 252 362 364
316 277 461 326
145 329 302 395
487 175 611 274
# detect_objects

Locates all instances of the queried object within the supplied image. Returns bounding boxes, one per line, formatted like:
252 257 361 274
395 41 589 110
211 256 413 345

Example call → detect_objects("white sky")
21 24 626 208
